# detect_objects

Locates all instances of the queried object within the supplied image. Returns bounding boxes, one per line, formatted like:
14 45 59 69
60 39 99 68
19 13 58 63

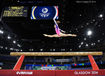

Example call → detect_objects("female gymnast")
43 19 77 38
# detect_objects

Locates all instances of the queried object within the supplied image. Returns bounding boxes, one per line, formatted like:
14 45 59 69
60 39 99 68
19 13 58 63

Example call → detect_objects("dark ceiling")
0 0 105 53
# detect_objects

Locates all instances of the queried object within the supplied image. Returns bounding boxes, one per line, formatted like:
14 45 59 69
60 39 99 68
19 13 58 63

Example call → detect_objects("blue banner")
31 6 58 20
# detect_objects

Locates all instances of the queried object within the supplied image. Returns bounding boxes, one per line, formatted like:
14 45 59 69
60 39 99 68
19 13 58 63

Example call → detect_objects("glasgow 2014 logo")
42 8 48 13
31 6 58 19
40 8 50 18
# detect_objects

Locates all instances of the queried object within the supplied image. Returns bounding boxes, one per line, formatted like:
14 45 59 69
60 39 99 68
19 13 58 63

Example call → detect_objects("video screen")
31 6 58 20
3 6 28 17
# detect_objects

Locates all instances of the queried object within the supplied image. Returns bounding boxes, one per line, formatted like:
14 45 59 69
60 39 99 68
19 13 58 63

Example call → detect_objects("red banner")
0 70 105 76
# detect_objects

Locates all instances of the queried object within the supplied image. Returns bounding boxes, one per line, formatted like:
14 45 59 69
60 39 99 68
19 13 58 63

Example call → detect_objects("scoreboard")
3 6 28 17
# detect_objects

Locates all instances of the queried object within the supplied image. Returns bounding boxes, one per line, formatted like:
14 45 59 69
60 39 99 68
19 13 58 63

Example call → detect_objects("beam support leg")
13 55 25 70
88 55 99 70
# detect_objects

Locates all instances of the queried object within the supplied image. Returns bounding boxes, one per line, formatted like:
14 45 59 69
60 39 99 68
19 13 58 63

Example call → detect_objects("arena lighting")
87 30 92 36
84 38 87 40
86 44 89 47
7 36 11 39
99 14 103 18
17 44 21 47
0 30 4 34
91 43 94 46
17 0 20 2
0 46 3 49
10 48 14 50
5 47 8 50
81 42 84 45
13 40 16 44
79 45 81 48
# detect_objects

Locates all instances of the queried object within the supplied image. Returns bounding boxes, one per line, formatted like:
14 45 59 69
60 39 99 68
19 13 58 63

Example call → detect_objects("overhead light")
50 49 52 51
84 38 87 40
5 47 8 50
91 43 94 46
53 49 55 51
13 41 16 44
0 46 3 49
93 19 95 22
40 49 43 51
99 14 103 18
87 30 92 36
79 14 82 16
79 45 81 48
17 0 20 2
0 30 4 34
93 43 96 45
98 40 100 43
32 49 33 51
7 36 11 39
86 44 89 47
10 48 13 50
81 42 84 45
17 44 21 47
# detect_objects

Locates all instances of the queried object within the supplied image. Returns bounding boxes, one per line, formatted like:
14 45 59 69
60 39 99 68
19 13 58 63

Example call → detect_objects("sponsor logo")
74 71 98 75
42 8 48 13
40 8 50 18
16 71 33 75
74 71 91 75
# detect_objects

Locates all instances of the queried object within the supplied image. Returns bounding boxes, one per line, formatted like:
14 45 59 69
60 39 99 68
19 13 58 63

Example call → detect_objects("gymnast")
43 20 77 38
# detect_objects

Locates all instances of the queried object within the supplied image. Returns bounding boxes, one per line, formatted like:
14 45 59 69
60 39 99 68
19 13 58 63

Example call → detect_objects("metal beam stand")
88 55 99 70
13 55 25 70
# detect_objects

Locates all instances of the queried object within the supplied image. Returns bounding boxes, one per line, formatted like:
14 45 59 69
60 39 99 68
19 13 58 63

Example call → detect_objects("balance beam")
10 52 103 56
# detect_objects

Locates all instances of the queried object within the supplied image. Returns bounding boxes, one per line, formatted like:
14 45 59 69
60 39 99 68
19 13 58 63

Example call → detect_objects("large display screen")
3 6 28 17
31 6 58 20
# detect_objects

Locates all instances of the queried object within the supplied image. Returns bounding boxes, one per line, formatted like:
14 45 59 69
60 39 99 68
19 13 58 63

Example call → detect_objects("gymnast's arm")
60 29 66 33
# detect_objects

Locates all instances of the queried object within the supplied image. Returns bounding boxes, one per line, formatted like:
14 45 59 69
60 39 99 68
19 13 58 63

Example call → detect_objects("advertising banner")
0 70 105 76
